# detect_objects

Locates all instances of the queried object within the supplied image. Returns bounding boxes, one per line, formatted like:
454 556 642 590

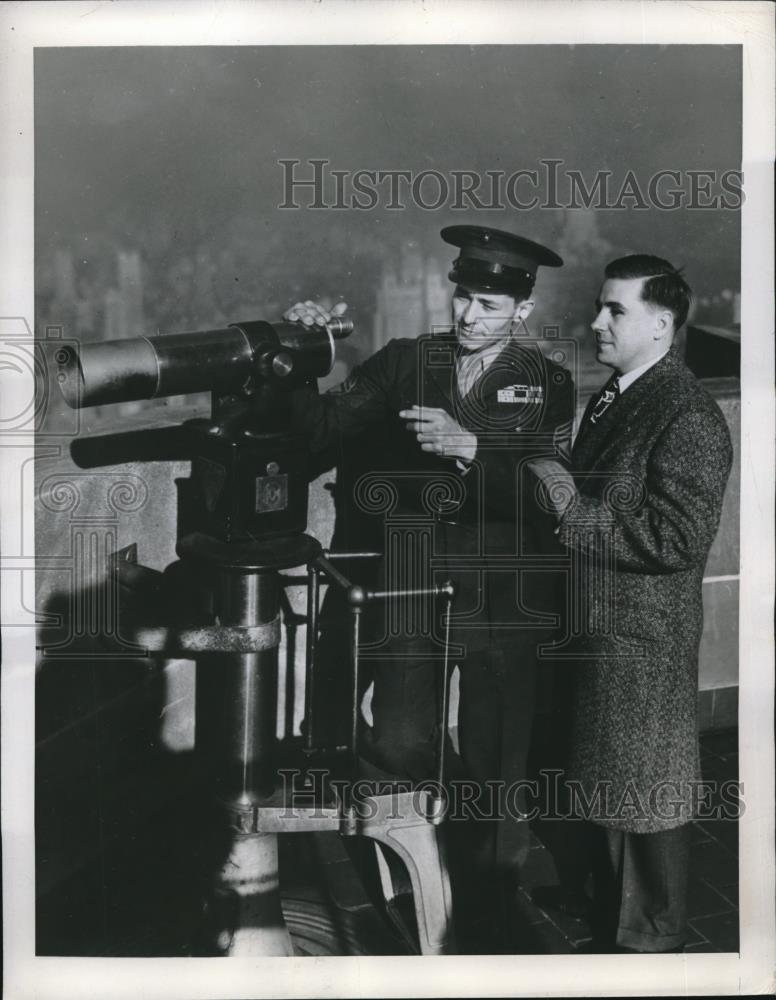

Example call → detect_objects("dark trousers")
455 646 538 875
357 639 542 953
360 654 444 782
586 821 690 952
361 646 537 868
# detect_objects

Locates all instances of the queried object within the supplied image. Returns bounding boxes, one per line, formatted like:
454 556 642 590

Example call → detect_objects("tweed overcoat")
295 331 574 656
557 349 733 833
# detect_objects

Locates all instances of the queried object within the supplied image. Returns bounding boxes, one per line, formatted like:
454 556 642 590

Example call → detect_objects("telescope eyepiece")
326 317 354 339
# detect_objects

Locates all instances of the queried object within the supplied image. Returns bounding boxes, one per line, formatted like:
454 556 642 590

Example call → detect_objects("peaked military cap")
441 225 563 294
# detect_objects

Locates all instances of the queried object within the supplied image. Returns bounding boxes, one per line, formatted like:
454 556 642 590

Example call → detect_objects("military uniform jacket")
293 332 574 656
558 350 733 833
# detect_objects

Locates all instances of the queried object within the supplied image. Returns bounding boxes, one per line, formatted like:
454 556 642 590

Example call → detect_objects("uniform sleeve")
558 402 733 572
475 366 575 518
288 341 398 454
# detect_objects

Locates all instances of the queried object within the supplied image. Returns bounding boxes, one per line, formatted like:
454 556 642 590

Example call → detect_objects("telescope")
56 315 455 958
58 316 353 408
58 317 353 543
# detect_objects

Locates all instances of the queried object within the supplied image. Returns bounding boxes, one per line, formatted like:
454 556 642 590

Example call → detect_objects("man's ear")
654 309 674 343
514 298 535 323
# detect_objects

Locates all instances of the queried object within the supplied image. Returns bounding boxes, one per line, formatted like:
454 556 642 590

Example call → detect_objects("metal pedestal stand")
128 535 456 956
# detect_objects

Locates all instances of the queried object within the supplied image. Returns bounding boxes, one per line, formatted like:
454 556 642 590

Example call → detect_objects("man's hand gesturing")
400 406 477 464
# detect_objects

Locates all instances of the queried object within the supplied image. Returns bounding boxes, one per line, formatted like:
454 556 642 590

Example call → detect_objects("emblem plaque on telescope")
255 469 288 513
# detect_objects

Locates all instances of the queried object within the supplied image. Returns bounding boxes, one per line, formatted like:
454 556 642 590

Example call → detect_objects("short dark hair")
604 254 692 330
506 274 536 304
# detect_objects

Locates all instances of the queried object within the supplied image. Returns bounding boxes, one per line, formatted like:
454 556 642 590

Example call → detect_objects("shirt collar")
457 336 510 371
617 348 671 394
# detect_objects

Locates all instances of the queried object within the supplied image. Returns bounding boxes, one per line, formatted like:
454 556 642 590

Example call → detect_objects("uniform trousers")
360 641 540 877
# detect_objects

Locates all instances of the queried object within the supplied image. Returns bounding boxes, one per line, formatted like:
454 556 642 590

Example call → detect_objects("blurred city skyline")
35 44 742 400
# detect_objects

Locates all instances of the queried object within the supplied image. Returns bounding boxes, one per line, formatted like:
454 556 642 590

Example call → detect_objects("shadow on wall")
35 577 237 956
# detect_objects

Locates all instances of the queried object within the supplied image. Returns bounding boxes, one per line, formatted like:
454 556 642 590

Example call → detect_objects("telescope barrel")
58 317 354 409
58 327 253 408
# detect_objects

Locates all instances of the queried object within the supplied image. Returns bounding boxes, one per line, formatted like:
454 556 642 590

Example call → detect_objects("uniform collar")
431 329 541 368
427 330 543 407
457 337 509 370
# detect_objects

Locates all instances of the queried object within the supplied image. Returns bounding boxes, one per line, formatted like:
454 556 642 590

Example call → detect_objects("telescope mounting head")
58 315 355 545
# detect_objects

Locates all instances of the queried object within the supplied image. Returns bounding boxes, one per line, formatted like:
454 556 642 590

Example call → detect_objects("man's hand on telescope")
283 300 349 328
400 406 477 464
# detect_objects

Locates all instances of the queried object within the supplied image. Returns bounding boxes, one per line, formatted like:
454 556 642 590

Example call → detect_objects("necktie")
589 376 620 425
456 351 486 398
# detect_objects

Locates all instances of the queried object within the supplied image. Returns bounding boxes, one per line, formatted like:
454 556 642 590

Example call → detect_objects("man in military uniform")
287 227 574 947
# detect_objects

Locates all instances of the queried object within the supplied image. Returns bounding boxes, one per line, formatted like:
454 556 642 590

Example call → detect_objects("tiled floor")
36 729 739 956
304 727 740 954
286 725 741 956
685 728 740 952
501 727 740 954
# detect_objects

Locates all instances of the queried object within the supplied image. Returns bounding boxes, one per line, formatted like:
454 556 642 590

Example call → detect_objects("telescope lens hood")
58 338 159 408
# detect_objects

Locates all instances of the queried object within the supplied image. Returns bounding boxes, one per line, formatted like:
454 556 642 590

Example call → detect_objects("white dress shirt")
617 348 671 394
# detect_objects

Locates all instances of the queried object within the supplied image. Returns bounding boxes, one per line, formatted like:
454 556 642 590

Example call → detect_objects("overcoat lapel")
572 352 681 474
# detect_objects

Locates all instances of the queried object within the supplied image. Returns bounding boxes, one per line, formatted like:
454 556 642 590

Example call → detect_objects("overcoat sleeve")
558 401 733 573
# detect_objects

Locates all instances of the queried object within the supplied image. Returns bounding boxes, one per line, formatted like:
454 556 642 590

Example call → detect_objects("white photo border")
1 1 773 997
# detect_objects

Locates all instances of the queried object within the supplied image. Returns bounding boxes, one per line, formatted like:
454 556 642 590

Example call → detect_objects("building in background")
117 250 145 339
372 245 450 352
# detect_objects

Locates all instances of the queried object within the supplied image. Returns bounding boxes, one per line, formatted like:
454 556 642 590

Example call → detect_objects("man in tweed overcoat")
532 254 733 952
